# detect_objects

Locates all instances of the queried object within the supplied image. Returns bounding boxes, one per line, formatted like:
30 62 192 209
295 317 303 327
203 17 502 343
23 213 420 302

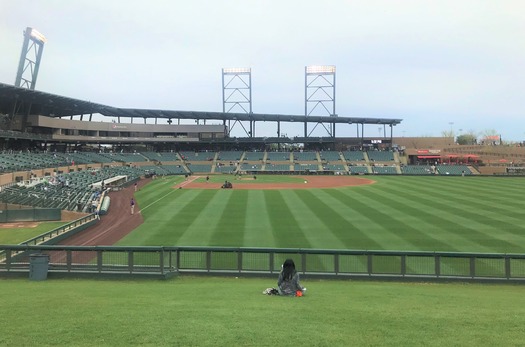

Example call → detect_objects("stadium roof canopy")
0 83 402 127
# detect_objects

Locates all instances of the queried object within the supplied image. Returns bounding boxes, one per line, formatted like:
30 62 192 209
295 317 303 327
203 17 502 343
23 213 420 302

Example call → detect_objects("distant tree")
456 133 477 145
480 129 501 145
481 129 499 138
441 129 454 138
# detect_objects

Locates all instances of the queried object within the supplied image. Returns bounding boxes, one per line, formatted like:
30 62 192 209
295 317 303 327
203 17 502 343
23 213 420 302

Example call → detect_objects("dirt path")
58 179 150 246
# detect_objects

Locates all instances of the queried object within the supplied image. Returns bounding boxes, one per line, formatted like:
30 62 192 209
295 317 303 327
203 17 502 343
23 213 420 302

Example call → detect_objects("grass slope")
120 175 525 253
0 221 66 244
1 277 524 346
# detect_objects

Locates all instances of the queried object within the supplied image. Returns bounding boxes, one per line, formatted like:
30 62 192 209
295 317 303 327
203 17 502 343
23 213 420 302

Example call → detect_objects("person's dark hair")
281 258 296 280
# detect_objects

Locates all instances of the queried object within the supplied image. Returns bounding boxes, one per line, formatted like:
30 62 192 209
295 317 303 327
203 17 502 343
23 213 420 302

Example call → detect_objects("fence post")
206 251 211 272
128 251 133 274
160 249 164 275
435 254 441 278
66 250 72 272
505 256 511 279
237 250 242 273
97 250 103 273
6 250 11 271
168 249 173 271
470 257 476 278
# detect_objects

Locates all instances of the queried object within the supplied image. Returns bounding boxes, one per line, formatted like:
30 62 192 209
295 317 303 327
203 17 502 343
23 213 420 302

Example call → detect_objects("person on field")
277 259 306 296
130 198 135 215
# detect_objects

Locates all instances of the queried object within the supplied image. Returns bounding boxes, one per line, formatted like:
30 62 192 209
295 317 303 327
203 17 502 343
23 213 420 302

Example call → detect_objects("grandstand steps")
393 151 400 163
316 152 322 162
396 165 402 174
367 165 373 174
467 165 480 174
263 152 268 162
363 152 370 164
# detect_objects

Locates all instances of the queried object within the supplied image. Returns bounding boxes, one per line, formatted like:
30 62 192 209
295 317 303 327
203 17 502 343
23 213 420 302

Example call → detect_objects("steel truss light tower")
222 67 253 137
15 27 47 90
304 65 336 137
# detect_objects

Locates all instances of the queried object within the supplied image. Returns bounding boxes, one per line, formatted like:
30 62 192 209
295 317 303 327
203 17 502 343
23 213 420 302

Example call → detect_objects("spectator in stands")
277 259 306 296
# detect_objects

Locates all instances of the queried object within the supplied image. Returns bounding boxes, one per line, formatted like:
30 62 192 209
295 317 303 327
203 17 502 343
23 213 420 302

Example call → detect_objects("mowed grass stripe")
414 183 525 231
339 187 464 252
442 177 525 200
330 188 456 251
391 177 525 221
392 176 525 211
263 190 312 248
175 190 228 246
352 186 485 252
279 190 348 249
135 176 185 214
290 190 383 250
243 190 275 247
209 191 248 246
385 178 525 243
118 189 200 245
379 183 523 253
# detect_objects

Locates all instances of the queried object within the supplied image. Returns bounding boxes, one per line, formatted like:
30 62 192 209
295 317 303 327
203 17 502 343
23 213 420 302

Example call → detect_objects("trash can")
29 254 50 281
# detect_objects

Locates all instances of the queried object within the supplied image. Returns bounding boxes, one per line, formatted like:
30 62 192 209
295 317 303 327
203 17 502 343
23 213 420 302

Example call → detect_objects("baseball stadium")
1 27 525 346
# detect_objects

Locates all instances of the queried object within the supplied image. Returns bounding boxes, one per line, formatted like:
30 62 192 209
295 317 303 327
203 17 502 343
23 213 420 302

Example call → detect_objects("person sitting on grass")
277 258 306 296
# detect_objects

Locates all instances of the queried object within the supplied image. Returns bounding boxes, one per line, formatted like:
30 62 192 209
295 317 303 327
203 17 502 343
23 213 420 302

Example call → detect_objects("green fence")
1 245 525 283
0 208 61 222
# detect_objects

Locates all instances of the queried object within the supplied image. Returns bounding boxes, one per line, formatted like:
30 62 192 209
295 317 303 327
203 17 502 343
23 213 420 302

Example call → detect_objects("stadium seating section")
0 150 476 211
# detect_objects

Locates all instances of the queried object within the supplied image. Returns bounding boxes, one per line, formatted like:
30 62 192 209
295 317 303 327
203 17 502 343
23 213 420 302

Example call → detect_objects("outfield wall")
0 207 61 222
1 245 525 283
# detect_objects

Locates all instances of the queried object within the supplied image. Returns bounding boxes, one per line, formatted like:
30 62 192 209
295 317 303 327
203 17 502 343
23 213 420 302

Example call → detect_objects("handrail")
1 244 525 282
18 214 98 246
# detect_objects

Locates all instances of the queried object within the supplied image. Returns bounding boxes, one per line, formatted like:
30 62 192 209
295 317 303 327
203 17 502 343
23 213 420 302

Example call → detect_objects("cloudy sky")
1 0 524 140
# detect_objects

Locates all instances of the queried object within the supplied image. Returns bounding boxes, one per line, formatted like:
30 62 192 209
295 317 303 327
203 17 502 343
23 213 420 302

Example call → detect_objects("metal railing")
1 245 525 282
19 214 98 246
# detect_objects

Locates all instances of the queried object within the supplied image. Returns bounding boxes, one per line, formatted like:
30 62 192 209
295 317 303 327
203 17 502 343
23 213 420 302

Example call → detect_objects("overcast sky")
1 0 524 140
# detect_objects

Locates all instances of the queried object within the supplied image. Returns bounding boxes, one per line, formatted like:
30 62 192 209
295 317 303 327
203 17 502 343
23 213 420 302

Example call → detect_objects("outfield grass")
121 175 525 253
0 221 66 244
1 277 524 346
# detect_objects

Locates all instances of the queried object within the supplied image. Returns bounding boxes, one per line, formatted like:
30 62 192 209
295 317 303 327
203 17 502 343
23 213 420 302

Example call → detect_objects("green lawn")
121 175 525 253
0 221 66 244
1 277 524 346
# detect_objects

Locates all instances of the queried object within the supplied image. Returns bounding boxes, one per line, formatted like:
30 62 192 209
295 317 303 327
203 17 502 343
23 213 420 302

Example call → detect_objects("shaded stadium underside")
0 82 402 146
